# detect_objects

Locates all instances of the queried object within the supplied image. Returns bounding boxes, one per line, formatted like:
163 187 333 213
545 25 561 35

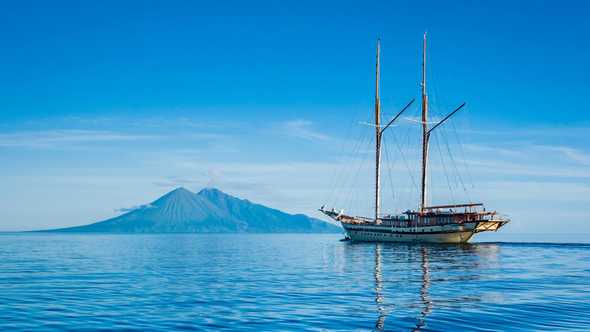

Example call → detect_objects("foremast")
374 39 414 223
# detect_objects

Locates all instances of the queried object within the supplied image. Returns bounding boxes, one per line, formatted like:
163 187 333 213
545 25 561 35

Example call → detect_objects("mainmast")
374 39 382 223
420 32 429 213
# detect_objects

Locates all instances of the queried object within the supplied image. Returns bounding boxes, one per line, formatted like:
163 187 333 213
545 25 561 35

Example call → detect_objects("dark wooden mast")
420 32 429 213
374 39 382 223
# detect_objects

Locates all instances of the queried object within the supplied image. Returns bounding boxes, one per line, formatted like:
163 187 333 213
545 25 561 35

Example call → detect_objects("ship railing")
352 216 375 223
490 214 511 222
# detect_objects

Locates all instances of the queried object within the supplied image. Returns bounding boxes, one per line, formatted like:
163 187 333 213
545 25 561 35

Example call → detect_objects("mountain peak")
171 187 194 194
152 186 196 206
197 187 230 201
198 187 223 195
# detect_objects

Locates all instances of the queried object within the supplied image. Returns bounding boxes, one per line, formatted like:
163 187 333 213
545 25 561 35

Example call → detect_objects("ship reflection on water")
413 247 432 331
364 242 497 331
374 244 386 330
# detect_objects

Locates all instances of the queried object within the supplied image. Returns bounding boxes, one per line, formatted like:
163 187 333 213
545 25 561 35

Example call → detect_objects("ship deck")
319 206 509 234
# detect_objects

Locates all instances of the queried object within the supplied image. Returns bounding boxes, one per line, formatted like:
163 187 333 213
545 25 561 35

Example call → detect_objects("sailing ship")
320 34 509 243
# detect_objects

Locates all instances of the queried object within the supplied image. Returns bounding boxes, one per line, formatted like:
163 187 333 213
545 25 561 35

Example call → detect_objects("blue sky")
0 1 589 236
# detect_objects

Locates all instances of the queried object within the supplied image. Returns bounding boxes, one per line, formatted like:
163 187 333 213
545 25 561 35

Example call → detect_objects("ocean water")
0 234 589 331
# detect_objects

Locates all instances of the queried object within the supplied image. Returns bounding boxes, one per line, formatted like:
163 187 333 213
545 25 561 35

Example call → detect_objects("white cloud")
116 204 155 213
0 130 159 149
534 145 590 165
279 120 330 141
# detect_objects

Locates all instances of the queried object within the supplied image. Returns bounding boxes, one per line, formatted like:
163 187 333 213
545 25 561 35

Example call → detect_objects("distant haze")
0 1 589 238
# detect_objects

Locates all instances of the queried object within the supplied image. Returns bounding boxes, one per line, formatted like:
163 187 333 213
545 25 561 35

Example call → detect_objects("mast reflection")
413 247 432 331
363 242 493 330
373 244 433 331
374 243 386 330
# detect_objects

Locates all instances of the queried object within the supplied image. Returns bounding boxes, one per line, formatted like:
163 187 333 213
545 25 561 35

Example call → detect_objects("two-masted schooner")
320 34 509 243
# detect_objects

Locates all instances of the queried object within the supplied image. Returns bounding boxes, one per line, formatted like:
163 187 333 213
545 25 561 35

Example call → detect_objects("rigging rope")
440 125 471 202
450 117 476 191
326 104 371 209
382 135 397 213
433 130 456 204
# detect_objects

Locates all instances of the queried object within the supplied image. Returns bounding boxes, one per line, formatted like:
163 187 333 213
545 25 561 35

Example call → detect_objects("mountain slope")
48 187 341 233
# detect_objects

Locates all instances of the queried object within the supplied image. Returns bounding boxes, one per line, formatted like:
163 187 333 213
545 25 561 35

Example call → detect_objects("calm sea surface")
0 234 589 331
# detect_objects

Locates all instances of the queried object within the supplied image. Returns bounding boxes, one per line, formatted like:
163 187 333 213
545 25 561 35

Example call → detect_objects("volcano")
47 187 341 233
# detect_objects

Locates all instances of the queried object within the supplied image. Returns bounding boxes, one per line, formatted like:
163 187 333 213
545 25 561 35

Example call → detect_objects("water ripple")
0 234 589 331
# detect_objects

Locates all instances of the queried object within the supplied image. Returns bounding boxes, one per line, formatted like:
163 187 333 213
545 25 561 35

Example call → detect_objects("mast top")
375 38 380 100
422 32 427 96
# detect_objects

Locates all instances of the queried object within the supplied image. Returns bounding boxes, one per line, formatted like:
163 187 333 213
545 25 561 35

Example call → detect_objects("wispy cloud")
152 175 207 189
458 143 590 177
0 130 159 149
116 203 155 213
279 120 330 141
58 114 245 131
453 125 590 141
534 145 590 165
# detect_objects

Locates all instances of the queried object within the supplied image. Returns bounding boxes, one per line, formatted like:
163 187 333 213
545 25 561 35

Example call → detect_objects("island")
44 187 341 233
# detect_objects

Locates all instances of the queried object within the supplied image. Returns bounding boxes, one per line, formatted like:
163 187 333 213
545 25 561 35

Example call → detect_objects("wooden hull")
342 222 477 244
